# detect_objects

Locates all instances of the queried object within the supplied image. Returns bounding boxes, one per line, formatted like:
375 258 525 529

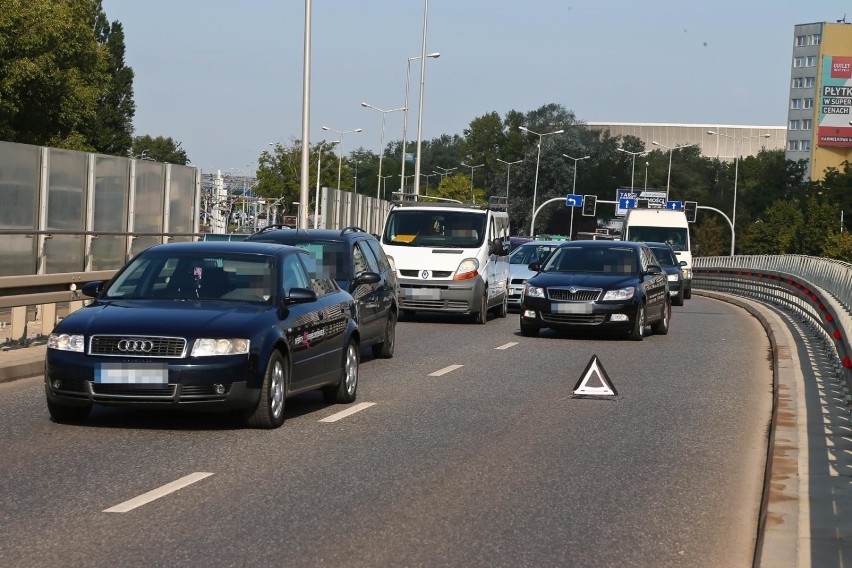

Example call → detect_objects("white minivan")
623 208 693 299
380 197 510 323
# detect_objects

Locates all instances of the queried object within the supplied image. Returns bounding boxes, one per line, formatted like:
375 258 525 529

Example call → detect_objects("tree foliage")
131 135 188 165
0 0 134 154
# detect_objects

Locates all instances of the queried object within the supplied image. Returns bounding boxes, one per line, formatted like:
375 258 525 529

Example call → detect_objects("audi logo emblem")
117 339 154 353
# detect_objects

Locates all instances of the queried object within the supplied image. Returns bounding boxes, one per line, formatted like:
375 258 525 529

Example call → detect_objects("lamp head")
553 129 565 135
354 128 363 133
707 130 718 135
518 126 530 133
321 126 330 131
652 141 661 146
428 52 441 58
361 102 369 108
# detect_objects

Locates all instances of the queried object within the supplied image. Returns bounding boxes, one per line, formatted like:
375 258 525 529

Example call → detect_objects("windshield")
649 246 677 266
626 226 689 251
104 252 274 303
383 210 487 248
542 246 638 276
509 243 559 265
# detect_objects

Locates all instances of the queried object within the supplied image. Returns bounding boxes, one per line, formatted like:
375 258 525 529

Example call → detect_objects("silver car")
507 241 562 310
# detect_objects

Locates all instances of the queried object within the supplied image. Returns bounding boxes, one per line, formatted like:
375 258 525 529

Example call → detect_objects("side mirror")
351 271 381 291
679 260 687 267
489 239 506 256
645 264 663 275
284 287 317 305
528 262 541 272
81 281 104 298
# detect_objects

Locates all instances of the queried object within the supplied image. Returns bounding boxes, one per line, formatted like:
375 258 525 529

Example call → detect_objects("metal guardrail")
693 255 852 400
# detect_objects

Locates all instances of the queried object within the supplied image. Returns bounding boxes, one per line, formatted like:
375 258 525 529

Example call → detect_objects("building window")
792 77 803 88
795 35 806 46
802 119 812 130
804 98 814 109
788 140 800 151
791 99 802 109
806 56 817 67
811 34 821 45
793 57 805 68
801 140 811 151
789 120 800 130
804 77 815 88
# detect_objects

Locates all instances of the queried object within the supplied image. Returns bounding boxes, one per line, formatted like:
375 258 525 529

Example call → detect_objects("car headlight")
525 285 546 299
48 333 85 352
602 287 636 301
667 274 679 282
453 258 479 280
191 338 250 357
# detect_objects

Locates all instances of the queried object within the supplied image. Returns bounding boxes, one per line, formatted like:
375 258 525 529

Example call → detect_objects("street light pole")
562 154 591 240
361 102 405 199
379 174 393 200
496 158 523 201
460 161 484 204
616 148 645 190
401 52 440 195
413 0 430 198
433 165 457 187
321 126 362 191
706 130 771 255
313 140 338 228
650 141 696 201
519 125 565 236
644 161 649 190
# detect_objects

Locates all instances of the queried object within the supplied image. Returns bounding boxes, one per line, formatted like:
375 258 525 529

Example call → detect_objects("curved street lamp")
361 102 405 199
616 147 646 190
460 162 485 204
401 52 440 194
706 130 771 254
519 125 564 235
650 141 697 200
496 158 523 201
321 126 362 191
562 154 591 239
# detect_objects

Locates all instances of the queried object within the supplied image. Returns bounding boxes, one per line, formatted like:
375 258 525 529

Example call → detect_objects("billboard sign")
615 188 667 216
818 55 852 147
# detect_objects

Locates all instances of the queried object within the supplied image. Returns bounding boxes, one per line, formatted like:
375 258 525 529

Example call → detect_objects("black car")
647 241 686 306
520 241 670 340
44 241 359 429
246 226 398 358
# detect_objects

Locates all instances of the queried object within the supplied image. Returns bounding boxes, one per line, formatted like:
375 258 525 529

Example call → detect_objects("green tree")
822 232 852 263
740 200 803 254
693 217 728 257
131 135 188 165
433 173 485 204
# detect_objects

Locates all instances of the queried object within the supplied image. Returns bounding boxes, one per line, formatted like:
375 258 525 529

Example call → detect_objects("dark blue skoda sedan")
520 241 670 340
45 241 359 428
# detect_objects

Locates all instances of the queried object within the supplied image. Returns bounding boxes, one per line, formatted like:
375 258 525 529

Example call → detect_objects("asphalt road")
0 296 772 567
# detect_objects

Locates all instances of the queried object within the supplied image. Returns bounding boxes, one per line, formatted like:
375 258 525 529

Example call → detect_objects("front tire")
496 289 508 319
628 303 645 341
473 292 488 325
47 399 91 423
323 339 359 404
520 319 539 337
684 284 692 300
674 286 684 306
245 350 288 429
651 299 670 335
371 310 396 359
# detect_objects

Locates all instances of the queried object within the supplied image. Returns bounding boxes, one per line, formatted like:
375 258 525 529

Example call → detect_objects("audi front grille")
89 335 187 358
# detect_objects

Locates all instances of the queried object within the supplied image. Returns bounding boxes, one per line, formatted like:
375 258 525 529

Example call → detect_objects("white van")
380 197 510 323
623 208 693 299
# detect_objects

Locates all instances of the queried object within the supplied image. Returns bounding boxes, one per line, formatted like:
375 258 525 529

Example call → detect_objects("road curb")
0 345 46 384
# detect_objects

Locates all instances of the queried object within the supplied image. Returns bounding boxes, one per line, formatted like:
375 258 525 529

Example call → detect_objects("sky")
102 0 851 174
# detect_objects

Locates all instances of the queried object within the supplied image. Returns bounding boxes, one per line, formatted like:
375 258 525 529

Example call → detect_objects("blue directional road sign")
666 201 683 210
566 194 583 207
619 197 636 209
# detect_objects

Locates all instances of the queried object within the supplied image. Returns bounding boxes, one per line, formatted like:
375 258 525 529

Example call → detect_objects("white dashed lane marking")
103 472 214 513
429 364 464 377
495 342 518 350
319 402 376 423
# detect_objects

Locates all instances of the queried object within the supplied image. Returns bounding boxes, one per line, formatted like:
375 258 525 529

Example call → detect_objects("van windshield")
626 227 689 251
383 210 487 248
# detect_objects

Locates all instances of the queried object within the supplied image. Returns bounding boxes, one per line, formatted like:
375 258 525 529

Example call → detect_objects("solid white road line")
495 342 518 350
319 402 376 423
103 472 214 513
429 364 464 377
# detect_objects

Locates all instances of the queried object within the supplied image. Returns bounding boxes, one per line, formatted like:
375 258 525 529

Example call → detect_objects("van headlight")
602 287 635 301
667 274 679 282
453 258 479 280
681 268 691 279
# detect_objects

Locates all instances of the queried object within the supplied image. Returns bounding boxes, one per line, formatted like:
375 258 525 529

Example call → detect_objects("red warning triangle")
572 355 617 397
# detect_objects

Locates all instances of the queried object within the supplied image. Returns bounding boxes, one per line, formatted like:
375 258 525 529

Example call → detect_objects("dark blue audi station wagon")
44 241 359 429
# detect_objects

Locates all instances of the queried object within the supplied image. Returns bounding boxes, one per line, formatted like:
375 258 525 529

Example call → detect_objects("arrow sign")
666 201 683 210
619 198 636 209
566 194 583 207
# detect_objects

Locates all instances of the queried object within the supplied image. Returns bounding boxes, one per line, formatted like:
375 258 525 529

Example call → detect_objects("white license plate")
551 302 592 314
95 362 168 384
406 288 440 300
